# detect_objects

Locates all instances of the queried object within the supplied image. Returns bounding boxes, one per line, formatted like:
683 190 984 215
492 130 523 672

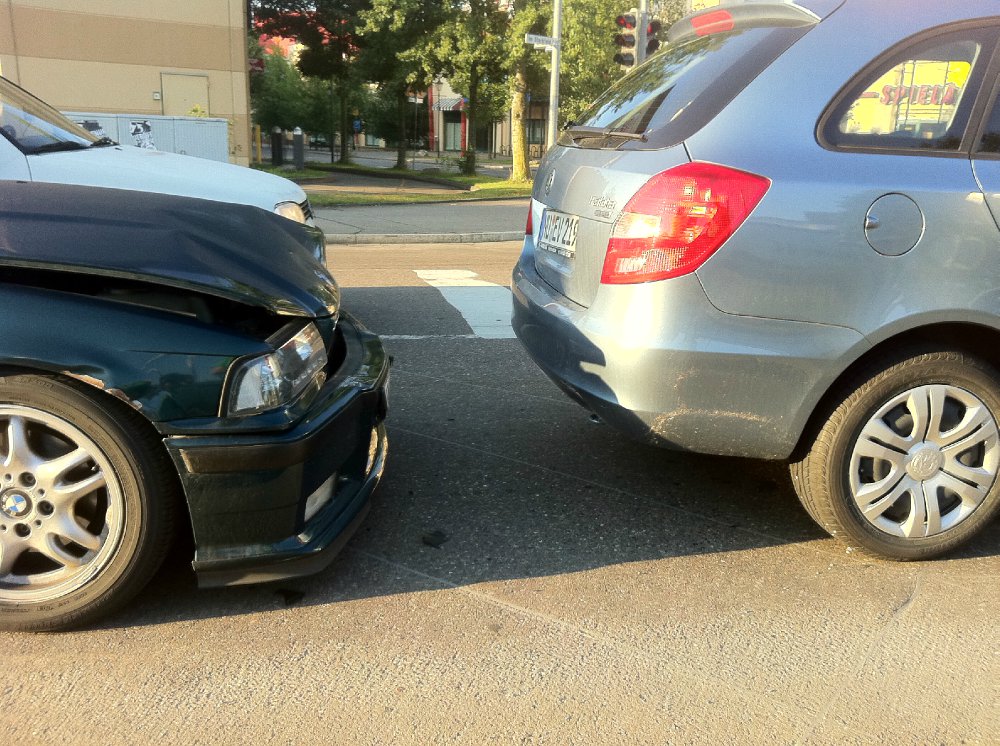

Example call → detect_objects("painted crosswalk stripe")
414 269 516 339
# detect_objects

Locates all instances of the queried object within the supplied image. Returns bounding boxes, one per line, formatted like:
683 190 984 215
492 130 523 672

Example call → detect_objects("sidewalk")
266 144 520 179
303 171 529 244
313 199 527 245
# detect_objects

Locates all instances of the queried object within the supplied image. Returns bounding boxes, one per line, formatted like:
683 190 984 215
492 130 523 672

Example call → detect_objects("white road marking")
414 269 516 339
380 334 478 341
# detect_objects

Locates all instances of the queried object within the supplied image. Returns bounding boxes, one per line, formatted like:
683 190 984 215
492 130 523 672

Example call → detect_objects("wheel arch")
791 321 1000 461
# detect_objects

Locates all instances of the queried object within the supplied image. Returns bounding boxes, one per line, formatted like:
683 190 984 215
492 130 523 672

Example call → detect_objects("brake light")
526 202 533 235
601 162 769 285
691 9 735 36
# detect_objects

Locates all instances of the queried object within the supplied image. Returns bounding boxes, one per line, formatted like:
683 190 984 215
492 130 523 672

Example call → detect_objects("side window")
976 95 1000 153
823 29 994 152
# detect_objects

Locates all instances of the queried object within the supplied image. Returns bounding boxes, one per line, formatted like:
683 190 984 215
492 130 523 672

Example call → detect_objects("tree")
249 37 310 132
558 0 620 125
399 0 509 175
360 0 447 168
253 0 370 163
504 1 550 182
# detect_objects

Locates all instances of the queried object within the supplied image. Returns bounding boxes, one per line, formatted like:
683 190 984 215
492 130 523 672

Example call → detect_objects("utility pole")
637 0 649 66
546 0 563 152
525 0 563 153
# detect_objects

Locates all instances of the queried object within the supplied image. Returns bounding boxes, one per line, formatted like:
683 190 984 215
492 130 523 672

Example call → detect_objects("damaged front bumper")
163 313 389 587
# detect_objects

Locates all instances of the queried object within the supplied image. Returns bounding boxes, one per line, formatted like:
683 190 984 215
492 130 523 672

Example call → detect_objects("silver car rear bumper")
512 251 867 460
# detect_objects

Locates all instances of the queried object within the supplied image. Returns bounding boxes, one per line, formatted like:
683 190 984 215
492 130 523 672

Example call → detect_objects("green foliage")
359 0 448 167
559 0 619 124
559 0 689 125
249 44 311 131
249 0 695 169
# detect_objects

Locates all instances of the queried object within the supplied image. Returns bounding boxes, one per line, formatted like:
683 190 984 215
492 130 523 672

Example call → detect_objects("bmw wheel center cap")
1 491 31 519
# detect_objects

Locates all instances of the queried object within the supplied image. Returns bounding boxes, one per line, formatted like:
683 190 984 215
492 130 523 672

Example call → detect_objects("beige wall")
0 0 251 165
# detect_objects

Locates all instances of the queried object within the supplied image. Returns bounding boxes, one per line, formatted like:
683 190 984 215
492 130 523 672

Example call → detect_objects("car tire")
789 349 1000 560
0 374 176 631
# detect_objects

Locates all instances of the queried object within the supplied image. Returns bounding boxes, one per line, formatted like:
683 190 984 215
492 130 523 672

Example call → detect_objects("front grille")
299 199 314 221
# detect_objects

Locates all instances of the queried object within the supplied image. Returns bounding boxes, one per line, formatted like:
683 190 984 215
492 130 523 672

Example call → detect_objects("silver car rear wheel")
849 385 999 539
790 350 1000 560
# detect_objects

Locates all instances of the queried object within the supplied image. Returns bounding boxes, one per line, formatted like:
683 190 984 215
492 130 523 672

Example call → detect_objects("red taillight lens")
601 162 769 285
525 203 533 236
691 9 735 36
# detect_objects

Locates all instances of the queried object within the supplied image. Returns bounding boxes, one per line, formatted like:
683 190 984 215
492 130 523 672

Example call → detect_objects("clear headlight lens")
227 323 327 416
274 201 307 224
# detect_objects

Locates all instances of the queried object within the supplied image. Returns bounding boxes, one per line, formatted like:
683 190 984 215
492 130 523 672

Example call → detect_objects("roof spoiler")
667 3 822 45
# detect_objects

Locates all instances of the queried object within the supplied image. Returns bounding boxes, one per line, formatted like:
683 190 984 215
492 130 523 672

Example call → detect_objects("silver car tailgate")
530 145 689 308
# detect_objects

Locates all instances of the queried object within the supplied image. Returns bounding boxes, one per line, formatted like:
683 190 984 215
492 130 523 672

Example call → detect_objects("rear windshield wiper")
89 136 117 147
27 141 88 154
561 124 648 143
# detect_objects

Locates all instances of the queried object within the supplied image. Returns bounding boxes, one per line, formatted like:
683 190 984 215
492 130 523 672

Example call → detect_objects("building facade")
0 0 251 165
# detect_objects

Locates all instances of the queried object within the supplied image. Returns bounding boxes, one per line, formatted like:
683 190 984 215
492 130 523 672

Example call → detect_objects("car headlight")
226 323 327 416
274 200 307 224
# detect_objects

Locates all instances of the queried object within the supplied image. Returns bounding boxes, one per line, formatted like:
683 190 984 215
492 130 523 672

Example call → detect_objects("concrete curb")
324 231 523 245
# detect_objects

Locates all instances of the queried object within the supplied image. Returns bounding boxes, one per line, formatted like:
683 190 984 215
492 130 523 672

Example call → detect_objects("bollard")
293 127 305 170
270 127 284 166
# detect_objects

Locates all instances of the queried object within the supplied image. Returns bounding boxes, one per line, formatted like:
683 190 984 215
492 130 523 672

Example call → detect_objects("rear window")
563 25 810 150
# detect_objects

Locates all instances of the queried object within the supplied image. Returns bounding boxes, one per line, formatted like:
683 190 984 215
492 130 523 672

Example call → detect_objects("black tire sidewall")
824 352 1000 559
0 375 166 630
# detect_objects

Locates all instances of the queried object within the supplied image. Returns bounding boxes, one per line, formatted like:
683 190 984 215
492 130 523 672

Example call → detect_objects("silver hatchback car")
513 0 1000 559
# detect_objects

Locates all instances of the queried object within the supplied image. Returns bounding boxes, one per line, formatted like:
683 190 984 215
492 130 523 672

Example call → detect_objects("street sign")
525 33 560 48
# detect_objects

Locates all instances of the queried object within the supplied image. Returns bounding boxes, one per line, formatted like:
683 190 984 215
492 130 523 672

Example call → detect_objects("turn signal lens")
601 162 769 284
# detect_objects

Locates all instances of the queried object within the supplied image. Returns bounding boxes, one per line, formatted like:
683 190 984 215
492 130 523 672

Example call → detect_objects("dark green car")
0 182 389 631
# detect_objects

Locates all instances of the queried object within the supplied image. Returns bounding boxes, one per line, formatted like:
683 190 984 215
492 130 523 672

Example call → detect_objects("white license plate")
538 210 579 258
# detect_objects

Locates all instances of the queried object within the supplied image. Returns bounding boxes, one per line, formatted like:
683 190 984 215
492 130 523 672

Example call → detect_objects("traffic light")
614 10 638 69
646 19 662 56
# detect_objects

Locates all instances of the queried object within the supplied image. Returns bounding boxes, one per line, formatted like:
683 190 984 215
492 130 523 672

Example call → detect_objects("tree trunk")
395 86 408 170
462 67 479 176
329 77 337 164
339 84 351 164
510 64 531 183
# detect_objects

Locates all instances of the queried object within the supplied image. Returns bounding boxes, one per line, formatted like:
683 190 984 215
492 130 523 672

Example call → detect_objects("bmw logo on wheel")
1 492 30 519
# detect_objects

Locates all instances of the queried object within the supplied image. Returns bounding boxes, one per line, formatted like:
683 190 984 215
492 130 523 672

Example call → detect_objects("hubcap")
849 384 1000 539
0 406 124 603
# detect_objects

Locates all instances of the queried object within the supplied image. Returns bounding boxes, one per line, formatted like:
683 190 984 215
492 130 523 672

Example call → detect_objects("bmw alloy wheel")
0 405 125 603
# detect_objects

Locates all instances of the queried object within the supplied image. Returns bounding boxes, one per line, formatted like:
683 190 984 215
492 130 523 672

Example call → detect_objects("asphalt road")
5 241 1000 744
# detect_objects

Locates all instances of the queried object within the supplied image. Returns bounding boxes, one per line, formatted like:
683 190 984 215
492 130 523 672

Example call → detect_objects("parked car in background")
0 75 316 236
0 183 388 631
514 0 1000 559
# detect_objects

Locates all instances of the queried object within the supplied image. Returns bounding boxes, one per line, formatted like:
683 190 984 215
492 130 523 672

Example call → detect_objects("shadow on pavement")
107 286 1000 630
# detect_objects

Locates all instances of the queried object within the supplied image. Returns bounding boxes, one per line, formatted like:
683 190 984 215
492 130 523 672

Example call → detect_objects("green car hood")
0 181 338 318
